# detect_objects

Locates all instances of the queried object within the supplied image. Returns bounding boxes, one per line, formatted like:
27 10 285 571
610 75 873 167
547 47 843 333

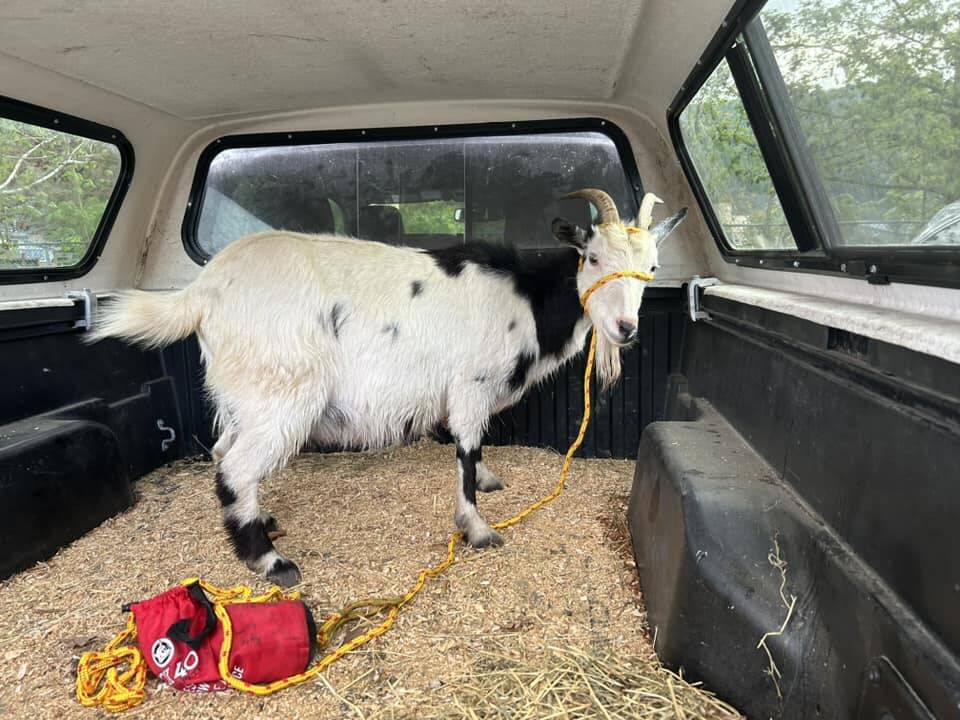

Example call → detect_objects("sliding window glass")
679 57 794 251
192 131 636 257
758 0 960 247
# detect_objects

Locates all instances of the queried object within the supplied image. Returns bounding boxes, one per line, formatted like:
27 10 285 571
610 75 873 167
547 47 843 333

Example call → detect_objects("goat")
89 189 686 586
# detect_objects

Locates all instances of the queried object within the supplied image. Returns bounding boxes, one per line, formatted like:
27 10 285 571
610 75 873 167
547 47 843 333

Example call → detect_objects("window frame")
667 0 960 289
180 117 644 264
0 95 134 285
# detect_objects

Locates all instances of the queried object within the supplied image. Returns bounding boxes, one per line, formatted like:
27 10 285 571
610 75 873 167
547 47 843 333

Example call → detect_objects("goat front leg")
452 439 503 548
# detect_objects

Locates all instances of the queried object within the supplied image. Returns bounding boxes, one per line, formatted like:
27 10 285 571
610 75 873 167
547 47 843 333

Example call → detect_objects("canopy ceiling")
0 0 733 121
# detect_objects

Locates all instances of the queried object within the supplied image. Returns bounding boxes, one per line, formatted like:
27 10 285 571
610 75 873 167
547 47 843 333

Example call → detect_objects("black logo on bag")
151 638 175 668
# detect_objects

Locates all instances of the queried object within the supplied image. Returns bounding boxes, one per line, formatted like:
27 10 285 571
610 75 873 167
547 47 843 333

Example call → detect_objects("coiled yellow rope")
75 614 147 711
75 268 654 711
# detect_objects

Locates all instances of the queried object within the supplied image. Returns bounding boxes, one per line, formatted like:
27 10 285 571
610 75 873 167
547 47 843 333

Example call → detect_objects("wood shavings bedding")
0 440 740 719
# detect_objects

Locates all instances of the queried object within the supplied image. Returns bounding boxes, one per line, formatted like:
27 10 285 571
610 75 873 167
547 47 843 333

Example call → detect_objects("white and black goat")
89 188 686 586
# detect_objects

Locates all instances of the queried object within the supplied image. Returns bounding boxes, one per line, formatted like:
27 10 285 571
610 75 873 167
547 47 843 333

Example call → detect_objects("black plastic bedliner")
0 416 131 577
628 392 959 719
0 301 188 579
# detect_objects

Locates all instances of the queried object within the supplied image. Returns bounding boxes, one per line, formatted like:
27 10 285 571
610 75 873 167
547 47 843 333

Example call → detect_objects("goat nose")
617 318 637 341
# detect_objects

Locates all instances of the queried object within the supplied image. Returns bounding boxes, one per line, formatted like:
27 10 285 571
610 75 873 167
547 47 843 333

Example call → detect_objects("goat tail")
85 288 202 349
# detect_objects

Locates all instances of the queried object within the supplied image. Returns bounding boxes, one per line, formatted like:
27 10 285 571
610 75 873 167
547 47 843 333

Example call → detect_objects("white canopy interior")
0 0 957 356
0 0 724 123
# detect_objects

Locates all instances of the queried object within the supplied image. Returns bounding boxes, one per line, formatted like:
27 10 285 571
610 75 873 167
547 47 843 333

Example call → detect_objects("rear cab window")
671 0 960 286
185 121 641 259
0 97 131 281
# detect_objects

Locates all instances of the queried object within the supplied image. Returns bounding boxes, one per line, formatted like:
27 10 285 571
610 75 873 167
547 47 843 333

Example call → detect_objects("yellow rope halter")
75 267 654 712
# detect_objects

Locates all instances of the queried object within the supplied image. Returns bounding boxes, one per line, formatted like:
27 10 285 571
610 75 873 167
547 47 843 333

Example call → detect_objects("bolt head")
869 264 878 274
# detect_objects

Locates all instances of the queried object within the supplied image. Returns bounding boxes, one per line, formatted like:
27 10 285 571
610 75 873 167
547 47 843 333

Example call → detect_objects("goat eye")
588 254 598 265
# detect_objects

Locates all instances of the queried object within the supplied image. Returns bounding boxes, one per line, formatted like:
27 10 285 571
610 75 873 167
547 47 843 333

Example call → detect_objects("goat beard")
593 331 623 391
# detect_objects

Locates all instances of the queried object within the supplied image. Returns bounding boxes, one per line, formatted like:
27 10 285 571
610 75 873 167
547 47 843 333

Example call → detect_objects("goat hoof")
477 475 505 492
266 558 301 588
266 528 287 541
468 528 504 549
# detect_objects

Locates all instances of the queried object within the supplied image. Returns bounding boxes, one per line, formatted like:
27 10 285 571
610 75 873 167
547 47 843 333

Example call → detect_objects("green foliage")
0 118 121 269
680 61 794 250
681 0 960 248
397 200 462 235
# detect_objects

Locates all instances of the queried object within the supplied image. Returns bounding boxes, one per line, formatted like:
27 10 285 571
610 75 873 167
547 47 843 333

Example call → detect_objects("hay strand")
419 642 740 719
756 534 797 699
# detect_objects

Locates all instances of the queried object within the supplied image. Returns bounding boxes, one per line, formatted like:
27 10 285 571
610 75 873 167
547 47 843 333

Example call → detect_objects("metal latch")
687 276 720 322
66 289 98 330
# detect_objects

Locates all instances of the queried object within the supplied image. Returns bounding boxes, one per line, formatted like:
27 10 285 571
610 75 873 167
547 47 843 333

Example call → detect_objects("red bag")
128 581 315 692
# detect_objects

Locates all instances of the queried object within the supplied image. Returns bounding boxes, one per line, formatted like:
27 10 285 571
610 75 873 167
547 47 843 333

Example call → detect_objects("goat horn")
563 188 620 225
637 192 664 231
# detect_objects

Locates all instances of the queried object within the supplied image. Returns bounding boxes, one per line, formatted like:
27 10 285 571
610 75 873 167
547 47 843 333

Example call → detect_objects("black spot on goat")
455 444 483 505
214 471 236 507
330 303 346 339
382 322 400 341
410 280 424 297
402 415 418 442
223 516 273 563
508 350 536 391
427 242 583 358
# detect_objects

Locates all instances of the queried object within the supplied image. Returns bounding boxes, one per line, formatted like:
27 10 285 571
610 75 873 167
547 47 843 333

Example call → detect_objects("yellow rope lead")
75 268 654 710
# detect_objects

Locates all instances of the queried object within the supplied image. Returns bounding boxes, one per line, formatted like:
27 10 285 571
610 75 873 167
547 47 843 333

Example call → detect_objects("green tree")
681 0 960 248
765 0 960 243
680 58 794 250
0 118 121 268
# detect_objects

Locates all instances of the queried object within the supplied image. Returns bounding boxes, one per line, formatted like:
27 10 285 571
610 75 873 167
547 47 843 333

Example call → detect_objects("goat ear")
552 217 588 254
650 207 688 248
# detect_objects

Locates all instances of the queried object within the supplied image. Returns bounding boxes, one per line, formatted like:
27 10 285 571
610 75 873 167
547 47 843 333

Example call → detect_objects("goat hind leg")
217 429 304 587
213 428 285 538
